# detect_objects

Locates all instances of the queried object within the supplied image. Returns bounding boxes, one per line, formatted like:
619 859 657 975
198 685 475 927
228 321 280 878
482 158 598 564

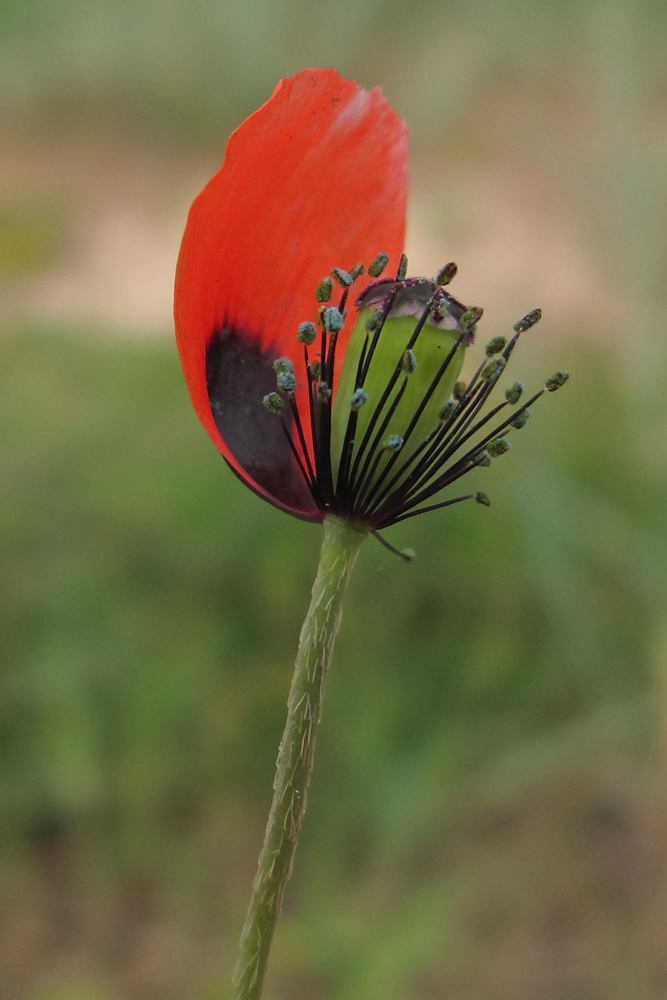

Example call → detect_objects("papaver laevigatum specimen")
174 68 568 999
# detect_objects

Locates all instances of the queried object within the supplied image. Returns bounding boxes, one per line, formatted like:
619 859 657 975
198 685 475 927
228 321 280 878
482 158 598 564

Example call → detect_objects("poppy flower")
175 68 567 553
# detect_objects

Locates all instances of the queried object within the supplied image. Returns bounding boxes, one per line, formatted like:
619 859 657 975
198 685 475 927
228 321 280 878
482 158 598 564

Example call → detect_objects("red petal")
174 67 407 519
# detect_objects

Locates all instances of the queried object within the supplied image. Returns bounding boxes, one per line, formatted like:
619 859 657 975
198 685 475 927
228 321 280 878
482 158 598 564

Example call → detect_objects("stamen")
401 349 418 374
513 308 542 333
485 335 507 356
350 388 368 410
396 254 408 280
331 267 354 288
388 492 477 525
546 370 569 391
274 357 294 374
276 371 296 393
370 529 416 561
298 322 317 345
436 262 458 286
505 381 525 404
263 392 284 413
323 307 345 333
315 277 334 302
368 252 389 278
487 437 511 457
510 408 531 429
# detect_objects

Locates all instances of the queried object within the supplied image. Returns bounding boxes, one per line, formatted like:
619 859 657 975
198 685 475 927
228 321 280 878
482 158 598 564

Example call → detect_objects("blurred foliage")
2 0 667 996
1 325 666 998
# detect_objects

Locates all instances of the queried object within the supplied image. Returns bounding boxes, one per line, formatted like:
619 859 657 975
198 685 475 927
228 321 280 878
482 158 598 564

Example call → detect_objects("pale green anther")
436 262 457 286
350 263 365 281
366 314 379 332
505 381 525 404
330 281 469 492
323 307 345 333
454 381 467 400
274 357 294 375
439 399 456 421
488 436 511 457
476 491 491 506
461 306 483 332
298 322 317 345
331 267 353 288
510 408 531 429
350 388 368 410
401 349 418 374
401 548 417 561
368 252 389 278
513 308 542 333
316 277 334 302
318 383 331 402
482 356 506 381
384 434 404 452
396 254 408 280
485 335 506 356
277 371 296 393
263 392 284 413
309 361 321 380
477 452 491 467
546 370 569 391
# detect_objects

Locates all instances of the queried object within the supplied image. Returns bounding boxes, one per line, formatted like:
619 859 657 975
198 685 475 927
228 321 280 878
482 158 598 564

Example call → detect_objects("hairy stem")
232 515 367 999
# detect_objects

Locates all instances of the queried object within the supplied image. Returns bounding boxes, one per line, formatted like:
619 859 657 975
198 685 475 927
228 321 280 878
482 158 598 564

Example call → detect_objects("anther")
461 306 483 333
396 254 408 280
309 360 321 380
435 262 458 286
368 252 389 278
323 307 345 333
481 356 507 381
487 437 511 457
350 388 368 410
277 371 297 393
476 452 492 467
545 370 569 392
383 434 404 453
510 408 531 429
454 381 467 401
401 349 418 374
485 335 507 357
318 382 331 402
513 308 542 333
263 392 284 413
331 267 354 288
366 313 379 332
505 381 525 405
350 263 365 281
273 357 294 375
439 399 456 420
401 548 417 562
475 492 491 506
297 322 317 345
315 277 334 302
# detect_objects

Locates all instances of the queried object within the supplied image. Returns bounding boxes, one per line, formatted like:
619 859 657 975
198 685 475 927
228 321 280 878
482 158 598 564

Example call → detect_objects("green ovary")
331 308 466 493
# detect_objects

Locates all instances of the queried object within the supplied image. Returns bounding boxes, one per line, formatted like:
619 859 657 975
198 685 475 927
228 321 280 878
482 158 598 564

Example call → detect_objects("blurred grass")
2 0 667 996
1 324 665 998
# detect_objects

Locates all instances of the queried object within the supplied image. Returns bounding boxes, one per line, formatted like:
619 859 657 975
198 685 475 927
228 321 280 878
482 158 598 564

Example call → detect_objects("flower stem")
232 515 368 1000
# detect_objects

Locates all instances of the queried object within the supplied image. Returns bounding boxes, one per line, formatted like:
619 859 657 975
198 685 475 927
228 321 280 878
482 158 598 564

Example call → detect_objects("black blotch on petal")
206 327 318 517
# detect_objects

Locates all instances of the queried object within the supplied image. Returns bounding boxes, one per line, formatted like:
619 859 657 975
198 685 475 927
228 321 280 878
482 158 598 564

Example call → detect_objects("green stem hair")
232 515 367 1000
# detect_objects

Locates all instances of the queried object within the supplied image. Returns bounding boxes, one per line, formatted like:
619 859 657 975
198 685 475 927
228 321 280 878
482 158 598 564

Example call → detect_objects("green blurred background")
2 0 667 997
